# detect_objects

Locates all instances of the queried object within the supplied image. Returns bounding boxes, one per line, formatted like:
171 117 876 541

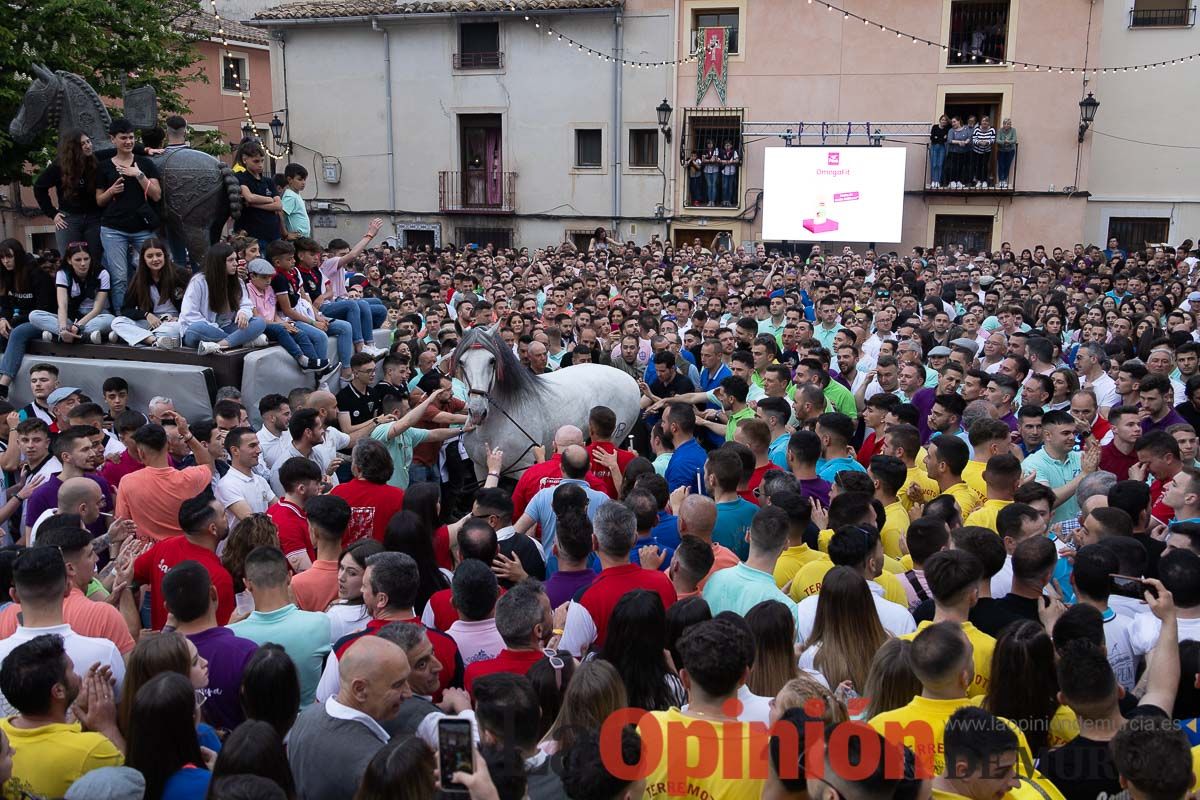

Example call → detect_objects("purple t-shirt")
911 387 938 444
1142 408 1188 434
24 472 113 539
545 569 596 609
799 477 832 508
187 626 259 732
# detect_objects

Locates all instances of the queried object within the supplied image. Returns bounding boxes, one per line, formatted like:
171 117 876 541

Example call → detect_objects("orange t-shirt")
115 465 213 541
290 560 340 612
0 585 135 654
697 543 742 590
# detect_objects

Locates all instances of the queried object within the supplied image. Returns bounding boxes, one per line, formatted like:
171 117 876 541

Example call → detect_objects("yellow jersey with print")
880 501 910 559
818 523 907 576
961 460 988 498
774 543 828 589
899 466 941 511
0 717 124 799
788 558 908 606
943 481 985 517
965 499 1014 534
870 695 1032 779
638 707 765 799
899 620 995 697
969 696 1079 748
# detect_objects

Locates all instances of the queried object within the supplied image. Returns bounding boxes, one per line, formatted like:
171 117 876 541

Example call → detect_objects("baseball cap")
928 346 952 357
47 387 82 406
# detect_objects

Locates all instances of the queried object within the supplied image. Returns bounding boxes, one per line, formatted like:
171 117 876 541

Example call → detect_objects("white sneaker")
107 331 120 343
361 345 386 358
932 181 940 188
41 331 54 342
198 341 223 355
88 331 103 344
250 334 269 347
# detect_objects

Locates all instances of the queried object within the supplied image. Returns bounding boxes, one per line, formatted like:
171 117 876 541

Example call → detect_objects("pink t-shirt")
246 280 278 322
319 257 348 299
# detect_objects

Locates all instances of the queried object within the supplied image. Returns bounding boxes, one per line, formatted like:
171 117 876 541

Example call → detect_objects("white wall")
264 11 673 246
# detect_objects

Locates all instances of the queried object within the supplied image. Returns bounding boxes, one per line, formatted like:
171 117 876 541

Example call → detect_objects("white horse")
452 325 641 479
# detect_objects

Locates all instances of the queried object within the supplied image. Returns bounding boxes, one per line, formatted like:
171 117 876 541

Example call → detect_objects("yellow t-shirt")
964 499 1014 533
0 717 124 798
638 707 765 799
870 695 1032 779
818 524 904 576
900 620 996 697
969 696 1079 748
943 481 985 517
774 543 828 589
899 466 941 511
788 559 908 606
962 460 988 498
881 501 910 559
1192 744 1200 792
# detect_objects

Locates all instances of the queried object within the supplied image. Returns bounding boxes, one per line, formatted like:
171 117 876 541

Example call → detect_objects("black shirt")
650 372 695 400
498 531 547 588
1038 705 1168 800
236 170 282 241
995 593 1044 625
269 270 302 310
1132 532 1165 579
373 381 409 406
96 156 160 232
336 384 378 429
911 597 1026 638
930 124 949 145
34 159 100 216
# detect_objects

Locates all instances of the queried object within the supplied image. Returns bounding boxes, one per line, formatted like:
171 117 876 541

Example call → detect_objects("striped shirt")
971 126 997 153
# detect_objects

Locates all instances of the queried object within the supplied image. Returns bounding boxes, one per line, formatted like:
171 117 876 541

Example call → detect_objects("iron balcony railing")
438 170 516 213
1129 6 1196 27
946 1 1010 65
453 51 504 69
925 141 1018 192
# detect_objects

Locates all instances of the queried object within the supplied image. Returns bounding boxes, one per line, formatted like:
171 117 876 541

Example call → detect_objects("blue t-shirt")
713 498 758 560
652 512 680 550
629 536 674 570
161 766 212 800
666 439 708 493
815 456 866 483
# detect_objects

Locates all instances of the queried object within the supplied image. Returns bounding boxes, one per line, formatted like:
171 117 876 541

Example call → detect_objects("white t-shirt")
216 466 276 528
1082 372 1120 410
796 581 916 643
1103 611 1137 691
1128 613 1200 656
257 427 291 469
0 624 125 716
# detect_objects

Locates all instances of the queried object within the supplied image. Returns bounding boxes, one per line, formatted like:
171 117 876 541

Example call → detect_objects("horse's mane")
453 325 548 405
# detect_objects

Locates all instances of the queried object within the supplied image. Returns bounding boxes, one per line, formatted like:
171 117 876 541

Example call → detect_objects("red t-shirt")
133 537 235 630
1099 442 1140 482
331 479 405 546
511 455 609 518
739 462 780 505
576 564 677 649
335 618 463 697
98 450 145 489
857 432 884 468
586 442 637 498
267 500 314 561
413 399 466 467
1150 475 1175 523
464 648 544 695
433 526 453 571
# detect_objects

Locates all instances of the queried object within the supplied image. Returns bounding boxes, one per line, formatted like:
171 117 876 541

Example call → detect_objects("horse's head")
454 325 503 425
8 64 61 145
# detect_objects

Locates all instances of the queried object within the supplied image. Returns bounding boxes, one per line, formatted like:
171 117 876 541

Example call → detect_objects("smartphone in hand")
438 717 474 795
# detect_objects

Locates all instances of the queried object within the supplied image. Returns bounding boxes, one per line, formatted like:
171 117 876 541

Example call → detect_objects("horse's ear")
31 63 55 83
484 321 501 338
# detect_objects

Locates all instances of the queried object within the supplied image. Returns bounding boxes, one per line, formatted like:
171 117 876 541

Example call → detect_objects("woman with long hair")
981 620 1061 754
210 720 296 800
180 242 267 353
119 632 215 747
526 649 577 741
1048 368 1079 412
384 510 450 612
111 237 191 347
801 567 890 690
0 239 56 398
33 129 103 258
541 659 629 754
863 638 920 720
95 118 162 313
326 539 384 641
126 672 213 799
597 589 684 712
239 643 301 740
27 242 113 343
745 600 799 699
665 595 711 670
404 482 453 569
354 736 437 800
219 513 281 614
772 675 848 726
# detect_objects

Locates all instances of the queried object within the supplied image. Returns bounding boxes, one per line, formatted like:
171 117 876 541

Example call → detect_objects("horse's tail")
221 162 244 219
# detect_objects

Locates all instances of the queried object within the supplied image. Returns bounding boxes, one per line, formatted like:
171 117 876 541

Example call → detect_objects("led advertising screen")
761 146 907 243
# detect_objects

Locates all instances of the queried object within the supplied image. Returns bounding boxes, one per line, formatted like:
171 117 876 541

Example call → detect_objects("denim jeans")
704 172 718 204
29 309 114 338
54 212 104 264
0 322 40 379
324 318 353 366
321 299 373 344
997 149 1015 183
688 175 705 206
182 317 267 349
264 321 328 362
99 227 155 313
363 297 388 329
409 463 441 485
930 143 946 184
721 173 738 206
111 317 181 346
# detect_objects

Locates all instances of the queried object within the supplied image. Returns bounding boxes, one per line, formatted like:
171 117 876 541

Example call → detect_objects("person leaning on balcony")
929 114 949 188
945 117 972 190
970 116 997 189
997 118 1017 190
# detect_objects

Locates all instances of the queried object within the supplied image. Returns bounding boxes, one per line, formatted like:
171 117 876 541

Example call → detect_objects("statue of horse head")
452 323 545 426
9 64 62 144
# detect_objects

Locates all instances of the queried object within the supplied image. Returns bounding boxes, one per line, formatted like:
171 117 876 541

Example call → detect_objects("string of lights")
510 0 1200 73
206 0 291 155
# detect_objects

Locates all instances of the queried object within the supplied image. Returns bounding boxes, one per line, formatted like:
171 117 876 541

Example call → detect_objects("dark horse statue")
8 64 242 263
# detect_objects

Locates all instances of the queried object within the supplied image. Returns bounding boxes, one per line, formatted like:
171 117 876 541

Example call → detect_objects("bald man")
29 476 104 545
511 424 607 517
288 636 411 800
528 340 550 374
677 493 740 587
516 444 613 551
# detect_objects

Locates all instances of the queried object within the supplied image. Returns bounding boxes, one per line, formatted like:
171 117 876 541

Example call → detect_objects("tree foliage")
0 0 217 184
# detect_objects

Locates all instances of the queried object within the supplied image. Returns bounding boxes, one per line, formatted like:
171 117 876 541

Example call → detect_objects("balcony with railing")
453 51 504 69
1129 6 1196 26
438 170 516 214
947 1 1010 65
924 142 1018 193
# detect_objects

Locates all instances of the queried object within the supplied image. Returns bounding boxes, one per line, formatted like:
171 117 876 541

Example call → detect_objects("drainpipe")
372 18 398 231
612 13 623 237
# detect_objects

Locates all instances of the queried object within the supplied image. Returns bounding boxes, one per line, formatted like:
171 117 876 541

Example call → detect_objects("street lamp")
241 122 254 142
657 98 673 143
1078 92 1099 143
269 114 284 145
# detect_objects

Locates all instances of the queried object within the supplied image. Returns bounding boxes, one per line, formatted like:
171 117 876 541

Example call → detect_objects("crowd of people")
1 117 1199 800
